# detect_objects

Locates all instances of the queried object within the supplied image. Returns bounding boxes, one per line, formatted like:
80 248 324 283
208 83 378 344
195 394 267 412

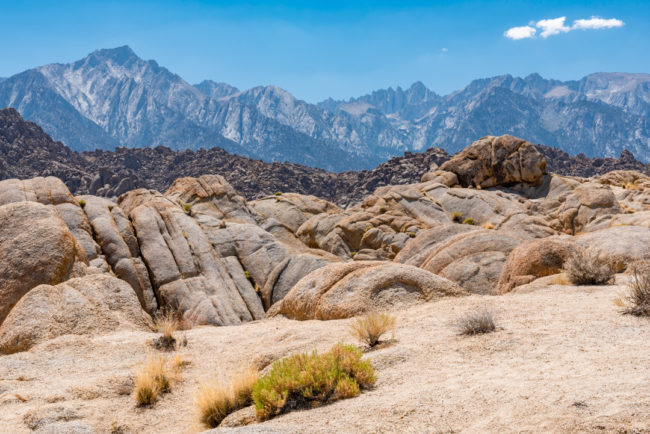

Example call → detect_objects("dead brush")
623 263 650 317
564 247 615 286
133 355 174 407
349 311 396 348
152 310 179 351
457 308 496 336
195 366 259 428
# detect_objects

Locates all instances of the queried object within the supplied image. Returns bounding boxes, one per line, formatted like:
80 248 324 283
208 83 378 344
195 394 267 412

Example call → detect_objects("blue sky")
1 0 648 102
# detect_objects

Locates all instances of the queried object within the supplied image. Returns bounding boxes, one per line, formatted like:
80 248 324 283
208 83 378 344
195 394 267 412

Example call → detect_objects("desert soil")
1 278 649 434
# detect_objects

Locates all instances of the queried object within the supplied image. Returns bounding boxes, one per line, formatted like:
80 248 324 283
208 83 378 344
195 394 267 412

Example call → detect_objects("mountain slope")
2 46 650 167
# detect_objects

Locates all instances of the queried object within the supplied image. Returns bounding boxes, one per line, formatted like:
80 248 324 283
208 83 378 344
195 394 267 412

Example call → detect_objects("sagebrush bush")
134 355 173 406
195 366 259 428
623 263 650 317
349 311 396 347
564 247 615 285
251 343 375 420
451 211 463 223
457 309 496 336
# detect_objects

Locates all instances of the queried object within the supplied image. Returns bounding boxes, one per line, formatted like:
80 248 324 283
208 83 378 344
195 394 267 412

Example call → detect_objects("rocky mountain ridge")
2 108 649 207
2 46 650 169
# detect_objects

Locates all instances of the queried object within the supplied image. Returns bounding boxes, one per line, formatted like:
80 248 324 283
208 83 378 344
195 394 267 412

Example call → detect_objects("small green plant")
251 343 375 420
274 192 282 196
183 203 192 214
379 206 388 214
451 211 463 223
350 312 396 347
78 199 86 208
408 232 416 238
463 217 474 225
244 270 251 280
350 251 357 258
457 308 496 336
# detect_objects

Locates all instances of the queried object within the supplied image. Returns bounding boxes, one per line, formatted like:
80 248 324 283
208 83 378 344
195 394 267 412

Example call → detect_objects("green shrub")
78 199 86 208
451 211 463 223
462 217 474 225
183 203 192 214
244 270 251 280
251 343 375 420
274 192 282 196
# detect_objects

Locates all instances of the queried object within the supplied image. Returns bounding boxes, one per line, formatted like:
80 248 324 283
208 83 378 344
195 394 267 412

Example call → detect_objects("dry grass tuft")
153 310 179 351
623 263 650 317
564 247 615 286
482 222 495 230
195 366 259 428
457 309 496 336
252 343 375 421
133 355 174 407
349 311 396 347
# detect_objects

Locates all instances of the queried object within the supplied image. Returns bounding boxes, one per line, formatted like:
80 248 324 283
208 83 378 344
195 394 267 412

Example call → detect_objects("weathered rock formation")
0 275 151 354
269 261 465 320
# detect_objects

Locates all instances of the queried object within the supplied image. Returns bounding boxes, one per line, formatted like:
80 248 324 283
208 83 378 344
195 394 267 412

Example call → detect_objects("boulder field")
0 134 649 351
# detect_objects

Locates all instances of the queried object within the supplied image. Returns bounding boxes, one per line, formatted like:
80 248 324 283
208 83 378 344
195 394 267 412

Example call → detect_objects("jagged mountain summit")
1 46 650 169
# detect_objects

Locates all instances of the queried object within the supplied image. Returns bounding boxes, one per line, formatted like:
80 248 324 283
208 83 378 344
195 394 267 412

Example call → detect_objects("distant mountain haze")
1 46 650 169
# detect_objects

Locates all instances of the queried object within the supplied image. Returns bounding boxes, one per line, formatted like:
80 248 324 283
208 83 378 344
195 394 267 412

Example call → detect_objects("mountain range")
1 46 650 170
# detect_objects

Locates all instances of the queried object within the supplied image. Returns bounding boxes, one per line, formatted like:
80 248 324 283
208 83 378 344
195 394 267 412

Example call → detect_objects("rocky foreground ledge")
1 134 650 432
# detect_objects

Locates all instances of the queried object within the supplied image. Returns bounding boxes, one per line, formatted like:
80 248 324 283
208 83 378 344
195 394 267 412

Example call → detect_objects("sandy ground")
1 279 649 434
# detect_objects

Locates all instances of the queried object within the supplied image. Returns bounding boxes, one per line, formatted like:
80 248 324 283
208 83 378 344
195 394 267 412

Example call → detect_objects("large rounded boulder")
439 135 547 188
0 275 151 354
496 237 576 294
270 261 465 320
0 201 87 325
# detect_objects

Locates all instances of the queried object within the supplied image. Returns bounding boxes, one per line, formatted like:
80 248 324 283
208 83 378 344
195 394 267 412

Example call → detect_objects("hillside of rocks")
1 129 650 432
2 108 649 208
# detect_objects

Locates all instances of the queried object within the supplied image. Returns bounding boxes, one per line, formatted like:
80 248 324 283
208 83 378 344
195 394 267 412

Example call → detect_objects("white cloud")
537 16 571 38
441 47 448 52
505 15 625 40
504 25 537 40
573 17 625 30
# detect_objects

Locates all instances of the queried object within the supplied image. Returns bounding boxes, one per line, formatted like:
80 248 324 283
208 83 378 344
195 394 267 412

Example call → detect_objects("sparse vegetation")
195 366 259 428
153 310 178 351
78 199 86 208
482 222 494 230
244 270 251 280
564 247 615 285
133 355 174 406
408 231 416 238
457 309 496 336
183 203 192 214
623 263 650 317
451 211 463 223
274 192 282 196
349 311 396 347
251 343 375 421
379 206 388 214
462 217 474 225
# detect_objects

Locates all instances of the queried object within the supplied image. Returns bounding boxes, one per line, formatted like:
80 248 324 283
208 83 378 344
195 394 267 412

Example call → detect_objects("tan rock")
496 237 576 294
118 190 264 325
79 196 157 313
0 201 87 325
439 135 547 188
0 275 151 354
271 261 465 320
